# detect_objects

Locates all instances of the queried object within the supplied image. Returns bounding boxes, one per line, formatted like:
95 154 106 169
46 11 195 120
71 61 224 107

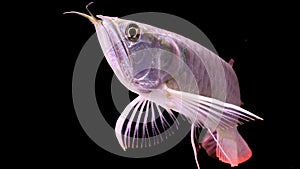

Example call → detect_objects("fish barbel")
65 4 263 169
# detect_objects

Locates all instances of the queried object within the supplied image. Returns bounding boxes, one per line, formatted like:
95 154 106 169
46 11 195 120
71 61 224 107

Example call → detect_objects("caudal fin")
216 128 252 167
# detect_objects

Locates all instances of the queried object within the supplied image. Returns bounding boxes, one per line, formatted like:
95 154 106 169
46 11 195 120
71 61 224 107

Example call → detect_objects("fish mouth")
64 3 133 89
64 1 130 59
65 8 129 58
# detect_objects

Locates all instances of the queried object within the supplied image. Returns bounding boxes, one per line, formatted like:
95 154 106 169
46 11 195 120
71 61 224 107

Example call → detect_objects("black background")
17 0 297 169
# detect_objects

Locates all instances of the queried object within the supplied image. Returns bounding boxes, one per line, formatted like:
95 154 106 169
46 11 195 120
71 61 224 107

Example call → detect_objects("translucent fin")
115 96 142 151
216 128 252 167
165 87 263 130
191 124 201 169
115 96 179 150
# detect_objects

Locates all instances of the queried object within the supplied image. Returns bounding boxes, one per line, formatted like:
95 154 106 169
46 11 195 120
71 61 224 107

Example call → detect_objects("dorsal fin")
228 59 234 67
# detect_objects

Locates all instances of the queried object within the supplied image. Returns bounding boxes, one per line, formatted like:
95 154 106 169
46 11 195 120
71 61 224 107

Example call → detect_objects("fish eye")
125 23 140 42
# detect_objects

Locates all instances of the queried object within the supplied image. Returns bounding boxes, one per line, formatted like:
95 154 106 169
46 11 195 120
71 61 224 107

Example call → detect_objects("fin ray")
115 95 179 150
165 87 263 130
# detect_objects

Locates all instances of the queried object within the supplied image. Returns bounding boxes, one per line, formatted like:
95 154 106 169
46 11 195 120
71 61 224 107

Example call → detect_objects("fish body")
66 7 263 169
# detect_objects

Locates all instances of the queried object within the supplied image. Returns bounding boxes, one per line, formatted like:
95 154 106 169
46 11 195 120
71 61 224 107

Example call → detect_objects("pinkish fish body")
65 5 263 169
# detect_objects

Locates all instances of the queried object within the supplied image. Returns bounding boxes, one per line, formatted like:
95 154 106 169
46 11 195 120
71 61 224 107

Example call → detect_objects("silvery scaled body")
65 6 263 169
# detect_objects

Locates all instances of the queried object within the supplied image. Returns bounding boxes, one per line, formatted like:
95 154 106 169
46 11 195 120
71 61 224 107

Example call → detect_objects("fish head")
92 15 172 93
65 9 174 94
95 16 177 93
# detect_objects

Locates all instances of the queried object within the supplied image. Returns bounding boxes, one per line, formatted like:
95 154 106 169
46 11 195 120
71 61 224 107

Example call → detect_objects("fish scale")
163 35 241 105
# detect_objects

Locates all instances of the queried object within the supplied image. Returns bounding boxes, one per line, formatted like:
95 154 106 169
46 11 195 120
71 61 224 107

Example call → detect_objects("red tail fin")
216 128 252 167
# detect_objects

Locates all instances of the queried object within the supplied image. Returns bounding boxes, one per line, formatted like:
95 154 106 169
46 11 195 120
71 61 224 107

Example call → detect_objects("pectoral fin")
115 95 179 150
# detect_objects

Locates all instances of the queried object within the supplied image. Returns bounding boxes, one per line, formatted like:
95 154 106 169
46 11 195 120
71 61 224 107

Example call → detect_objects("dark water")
28 1 297 169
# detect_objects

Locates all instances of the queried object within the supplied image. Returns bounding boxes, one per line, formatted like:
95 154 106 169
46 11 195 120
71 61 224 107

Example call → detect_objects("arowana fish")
65 3 263 169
